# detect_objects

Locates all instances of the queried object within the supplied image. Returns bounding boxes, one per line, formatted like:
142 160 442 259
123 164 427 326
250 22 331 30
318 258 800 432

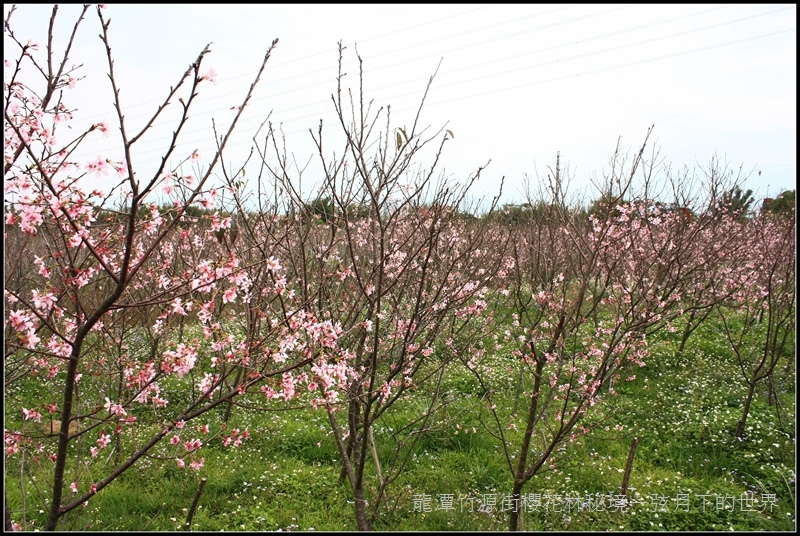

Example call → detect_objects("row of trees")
4 5 795 532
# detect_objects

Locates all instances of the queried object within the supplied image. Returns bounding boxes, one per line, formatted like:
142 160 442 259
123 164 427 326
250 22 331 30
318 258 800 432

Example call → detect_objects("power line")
74 23 794 163
58 5 790 137
10 5 792 185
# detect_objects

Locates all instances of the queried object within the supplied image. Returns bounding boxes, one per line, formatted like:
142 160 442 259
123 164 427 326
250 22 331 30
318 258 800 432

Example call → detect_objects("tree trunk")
620 438 638 496
184 478 207 530
354 486 371 531
767 373 777 407
736 381 757 439
511 365 524 415
677 310 696 355
4 489 13 532
222 366 245 423
508 480 524 531
509 367 544 531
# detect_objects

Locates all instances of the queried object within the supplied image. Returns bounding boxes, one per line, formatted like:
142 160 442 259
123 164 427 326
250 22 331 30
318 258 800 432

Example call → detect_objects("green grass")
4 317 795 531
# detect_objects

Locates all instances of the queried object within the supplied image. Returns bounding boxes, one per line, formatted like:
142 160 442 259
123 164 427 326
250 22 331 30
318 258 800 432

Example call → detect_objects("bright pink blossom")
97 433 111 449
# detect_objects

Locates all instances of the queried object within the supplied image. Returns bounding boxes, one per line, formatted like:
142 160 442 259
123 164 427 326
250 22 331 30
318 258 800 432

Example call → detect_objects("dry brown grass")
48 419 78 437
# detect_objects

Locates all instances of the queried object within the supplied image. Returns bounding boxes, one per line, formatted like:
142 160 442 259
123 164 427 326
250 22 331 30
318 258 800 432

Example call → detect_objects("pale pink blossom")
68 233 82 248
95 121 109 137
9 310 33 331
22 329 40 349
171 298 187 316
104 397 127 416
22 408 42 422
266 256 281 273
222 287 237 304
19 204 44 233
86 156 111 177
31 290 57 311
201 68 217 84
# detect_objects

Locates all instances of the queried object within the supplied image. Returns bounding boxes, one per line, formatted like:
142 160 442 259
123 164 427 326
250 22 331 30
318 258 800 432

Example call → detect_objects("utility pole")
555 151 560 183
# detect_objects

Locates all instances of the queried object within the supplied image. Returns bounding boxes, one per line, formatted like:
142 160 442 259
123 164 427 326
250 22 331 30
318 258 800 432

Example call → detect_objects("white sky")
4 3 797 208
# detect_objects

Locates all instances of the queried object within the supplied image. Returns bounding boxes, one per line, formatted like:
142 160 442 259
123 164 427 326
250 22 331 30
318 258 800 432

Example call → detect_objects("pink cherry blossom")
95 121 109 137
22 408 42 422
104 397 127 417
266 256 281 273
96 433 111 449
86 156 111 177
222 287 237 304
201 68 217 84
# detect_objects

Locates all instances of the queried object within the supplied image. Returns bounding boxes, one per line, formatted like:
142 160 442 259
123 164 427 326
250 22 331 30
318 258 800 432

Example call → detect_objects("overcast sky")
5 3 796 207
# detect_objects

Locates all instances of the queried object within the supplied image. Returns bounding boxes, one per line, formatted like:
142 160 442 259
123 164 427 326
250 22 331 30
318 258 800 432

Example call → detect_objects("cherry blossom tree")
663 157 758 356
251 45 507 530
466 134 736 531
3 5 327 531
713 210 795 438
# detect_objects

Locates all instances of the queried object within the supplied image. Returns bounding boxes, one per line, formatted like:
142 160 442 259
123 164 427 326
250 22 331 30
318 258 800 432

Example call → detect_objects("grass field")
4 317 795 531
